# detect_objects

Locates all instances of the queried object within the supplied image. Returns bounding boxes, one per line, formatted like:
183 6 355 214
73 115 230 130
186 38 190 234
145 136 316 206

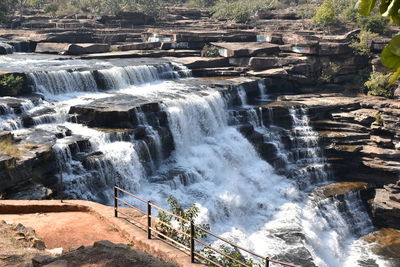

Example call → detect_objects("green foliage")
319 62 340 83
349 30 378 56
211 0 278 23
201 45 219 57
312 0 336 25
297 4 318 19
202 245 261 267
353 67 372 90
0 74 24 96
188 0 217 7
364 72 394 97
356 0 400 85
357 12 389 34
44 2 59 15
0 0 17 23
374 112 384 125
156 195 209 247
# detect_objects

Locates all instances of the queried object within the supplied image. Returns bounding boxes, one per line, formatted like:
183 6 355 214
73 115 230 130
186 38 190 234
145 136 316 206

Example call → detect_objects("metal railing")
114 186 297 267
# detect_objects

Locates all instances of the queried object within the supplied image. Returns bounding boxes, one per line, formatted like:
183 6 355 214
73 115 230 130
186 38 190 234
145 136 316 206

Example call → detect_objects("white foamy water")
2 61 394 267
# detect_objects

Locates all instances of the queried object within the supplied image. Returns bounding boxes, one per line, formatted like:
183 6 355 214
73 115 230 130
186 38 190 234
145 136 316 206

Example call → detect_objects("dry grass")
0 137 21 158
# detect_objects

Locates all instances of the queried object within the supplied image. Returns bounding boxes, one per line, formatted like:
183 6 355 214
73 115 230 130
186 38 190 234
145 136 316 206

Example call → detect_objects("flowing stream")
0 58 394 267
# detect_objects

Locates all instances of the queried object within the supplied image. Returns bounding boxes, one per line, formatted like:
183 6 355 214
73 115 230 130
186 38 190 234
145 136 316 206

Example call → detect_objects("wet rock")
0 42 14 54
314 182 373 201
69 94 161 128
363 228 400 259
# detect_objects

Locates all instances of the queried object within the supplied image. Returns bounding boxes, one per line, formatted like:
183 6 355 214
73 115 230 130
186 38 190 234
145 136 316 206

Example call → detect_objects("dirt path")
1 212 128 251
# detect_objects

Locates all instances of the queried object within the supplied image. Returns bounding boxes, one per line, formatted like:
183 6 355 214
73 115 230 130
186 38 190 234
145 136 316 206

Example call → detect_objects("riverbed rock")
211 42 280 57
36 43 110 55
363 228 400 260
314 182 373 200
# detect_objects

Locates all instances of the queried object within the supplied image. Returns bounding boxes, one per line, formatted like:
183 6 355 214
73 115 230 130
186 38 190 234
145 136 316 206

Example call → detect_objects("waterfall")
2 58 392 266
27 62 190 97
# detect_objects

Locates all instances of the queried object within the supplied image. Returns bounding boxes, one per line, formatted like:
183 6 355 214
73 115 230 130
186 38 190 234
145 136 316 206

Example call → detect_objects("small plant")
364 72 394 98
312 0 336 25
319 62 340 83
374 112 383 126
202 245 261 267
349 30 378 56
156 195 210 247
201 45 219 57
0 74 24 96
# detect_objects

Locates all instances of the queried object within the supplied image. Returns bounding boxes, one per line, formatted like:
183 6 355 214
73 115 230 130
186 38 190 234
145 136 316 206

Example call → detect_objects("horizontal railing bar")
194 252 224 267
114 186 298 267
194 238 250 267
194 225 265 259
116 210 147 228
115 186 147 203
151 217 191 238
149 227 191 252
149 202 190 224
115 197 146 214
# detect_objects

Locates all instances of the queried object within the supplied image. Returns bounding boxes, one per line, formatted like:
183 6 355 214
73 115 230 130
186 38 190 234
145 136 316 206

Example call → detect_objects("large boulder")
0 42 14 54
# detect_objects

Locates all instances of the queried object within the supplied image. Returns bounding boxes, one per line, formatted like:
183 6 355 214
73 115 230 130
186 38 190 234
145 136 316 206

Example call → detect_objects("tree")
312 0 336 25
0 0 17 23
357 0 400 84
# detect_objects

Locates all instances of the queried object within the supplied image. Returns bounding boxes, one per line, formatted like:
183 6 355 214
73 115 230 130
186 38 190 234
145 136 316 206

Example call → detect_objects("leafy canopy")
357 0 400 84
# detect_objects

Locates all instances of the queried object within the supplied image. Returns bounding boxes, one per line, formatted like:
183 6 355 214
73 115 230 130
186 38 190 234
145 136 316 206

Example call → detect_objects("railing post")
114 186 118 217
265 257 270 267
190 221 195 263
147 201 152 239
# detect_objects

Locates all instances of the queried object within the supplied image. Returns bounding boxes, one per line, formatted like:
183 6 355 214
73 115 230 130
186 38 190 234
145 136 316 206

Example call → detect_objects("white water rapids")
0 59 395 267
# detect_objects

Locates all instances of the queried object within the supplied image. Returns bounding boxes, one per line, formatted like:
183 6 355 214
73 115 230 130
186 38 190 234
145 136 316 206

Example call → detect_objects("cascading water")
2 58 394 266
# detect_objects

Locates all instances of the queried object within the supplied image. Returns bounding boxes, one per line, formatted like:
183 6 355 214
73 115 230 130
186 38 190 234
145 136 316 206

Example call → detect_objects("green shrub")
188 0 217 7
312 0 336 25
364 72 394 98
156 196 209 247
211 0 278 23
0 74 24 96
44 2 59 16
374 112 383 126
357 12 389 34
202 245 259 267
297 4 318 19
349 30 378 56
319 62 340 83
201 45 219 57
